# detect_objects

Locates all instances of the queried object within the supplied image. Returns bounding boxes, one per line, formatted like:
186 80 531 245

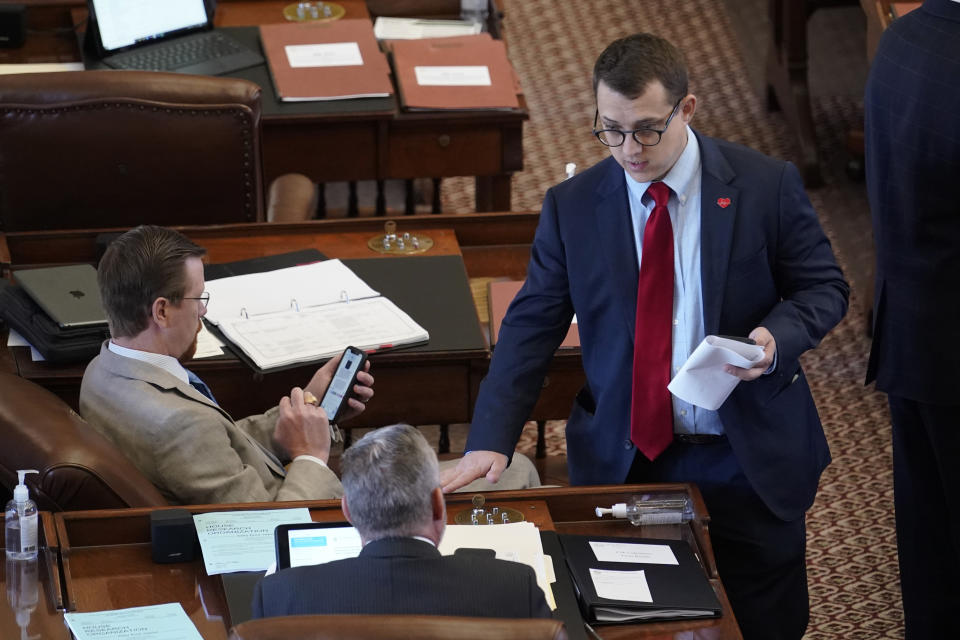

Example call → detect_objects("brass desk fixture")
368 220 434 255
283 1 345 22
453 494 526 525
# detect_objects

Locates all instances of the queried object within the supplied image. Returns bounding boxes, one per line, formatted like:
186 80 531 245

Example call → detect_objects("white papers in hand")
667 335 765 410
64 603 202 640
589 568 653 603
194 508 312 575
589 541 678 565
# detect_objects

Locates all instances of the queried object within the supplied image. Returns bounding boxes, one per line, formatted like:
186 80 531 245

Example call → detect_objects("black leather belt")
674 433 726 444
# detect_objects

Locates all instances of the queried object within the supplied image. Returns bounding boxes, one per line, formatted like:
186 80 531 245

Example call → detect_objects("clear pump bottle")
5 470 39 559
595 493 694 526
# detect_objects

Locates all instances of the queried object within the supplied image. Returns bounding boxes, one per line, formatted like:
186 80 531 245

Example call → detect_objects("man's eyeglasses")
593 96 684 148
182 292 210 310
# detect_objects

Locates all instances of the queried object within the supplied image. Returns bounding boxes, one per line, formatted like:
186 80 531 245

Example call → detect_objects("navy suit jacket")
468 132 848 521
251 537 552 619
864 0 960 403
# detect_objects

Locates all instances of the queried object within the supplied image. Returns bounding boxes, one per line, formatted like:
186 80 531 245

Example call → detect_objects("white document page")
192 323 224 359
64 602 202 640
214 296 427 370
589 568 653 603
667 335 765 410
194 508 312 575
203 259 379 323
285 42 364 68
415 65 491 86
589 541 678 565
373 17 482 39
6 328 45 362
439 522 556 610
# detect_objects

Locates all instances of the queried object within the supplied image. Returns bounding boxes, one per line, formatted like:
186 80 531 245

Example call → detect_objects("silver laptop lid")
14 265 108 329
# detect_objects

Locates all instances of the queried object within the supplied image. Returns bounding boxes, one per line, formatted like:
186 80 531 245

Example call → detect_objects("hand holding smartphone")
319 346 368 442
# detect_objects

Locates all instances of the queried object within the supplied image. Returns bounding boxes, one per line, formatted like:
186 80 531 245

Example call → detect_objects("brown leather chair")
228 615 568 640
0 70 315 231
0 371 166 511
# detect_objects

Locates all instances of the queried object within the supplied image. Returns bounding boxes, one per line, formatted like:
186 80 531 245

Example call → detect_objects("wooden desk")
2 214 586 440
38 485 741 639
6 0 526 212
5 227 489 429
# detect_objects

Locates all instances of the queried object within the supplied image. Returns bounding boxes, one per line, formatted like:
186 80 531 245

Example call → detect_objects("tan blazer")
80 342 342 505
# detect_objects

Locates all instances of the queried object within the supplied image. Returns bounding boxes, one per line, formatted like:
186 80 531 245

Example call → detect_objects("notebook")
14 265 108 329
87 0 263 75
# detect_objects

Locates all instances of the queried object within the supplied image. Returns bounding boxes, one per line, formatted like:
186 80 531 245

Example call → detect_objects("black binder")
558 534 721 624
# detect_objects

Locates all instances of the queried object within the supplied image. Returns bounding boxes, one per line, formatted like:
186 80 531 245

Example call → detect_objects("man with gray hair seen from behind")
251 424 552 619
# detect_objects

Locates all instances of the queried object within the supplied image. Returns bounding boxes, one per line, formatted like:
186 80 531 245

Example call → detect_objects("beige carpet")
436 1 902 638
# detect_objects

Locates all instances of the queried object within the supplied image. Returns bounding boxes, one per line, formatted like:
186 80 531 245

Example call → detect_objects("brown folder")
488 280 580 348
259 19 392 102
389 34 520 110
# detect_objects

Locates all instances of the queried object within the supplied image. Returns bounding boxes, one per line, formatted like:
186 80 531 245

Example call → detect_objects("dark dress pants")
627 438 808 640
889 395 960 640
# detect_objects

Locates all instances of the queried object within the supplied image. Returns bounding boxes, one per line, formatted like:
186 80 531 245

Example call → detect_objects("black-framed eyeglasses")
182 292 210 310
592 96 684 148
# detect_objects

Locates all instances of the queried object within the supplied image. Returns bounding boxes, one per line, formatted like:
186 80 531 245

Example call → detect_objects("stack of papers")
439 522 556 610
373 17 482 40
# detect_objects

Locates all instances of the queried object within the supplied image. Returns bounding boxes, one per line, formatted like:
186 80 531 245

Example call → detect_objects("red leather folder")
259 19 392 101
389 34 520 110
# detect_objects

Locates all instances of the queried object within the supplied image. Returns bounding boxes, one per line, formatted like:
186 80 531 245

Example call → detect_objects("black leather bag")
0 280 109 363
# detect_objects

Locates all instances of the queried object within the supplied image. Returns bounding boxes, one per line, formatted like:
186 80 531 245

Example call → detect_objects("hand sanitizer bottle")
595 493 694 526
5 470 39 559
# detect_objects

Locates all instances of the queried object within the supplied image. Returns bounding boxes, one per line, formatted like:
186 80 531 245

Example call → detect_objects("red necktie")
630 181 674 461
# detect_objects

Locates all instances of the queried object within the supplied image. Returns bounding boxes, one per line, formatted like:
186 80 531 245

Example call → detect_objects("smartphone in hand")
320 346 368 425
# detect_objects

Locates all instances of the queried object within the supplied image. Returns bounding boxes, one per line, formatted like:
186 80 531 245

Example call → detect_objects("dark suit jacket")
864 0 960 403
252 537 552 619
468 132 848 521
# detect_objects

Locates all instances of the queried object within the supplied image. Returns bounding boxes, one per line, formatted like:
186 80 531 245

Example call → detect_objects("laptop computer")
87 0 263 76
14 265 108 329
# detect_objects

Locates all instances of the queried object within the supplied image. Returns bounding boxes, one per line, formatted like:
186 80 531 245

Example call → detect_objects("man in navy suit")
442 34 848 639
252 424 551 619
864 2 960 637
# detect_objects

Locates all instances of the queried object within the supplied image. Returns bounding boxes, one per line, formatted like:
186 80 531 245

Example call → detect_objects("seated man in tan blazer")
81 225 539 506
80 225 373 505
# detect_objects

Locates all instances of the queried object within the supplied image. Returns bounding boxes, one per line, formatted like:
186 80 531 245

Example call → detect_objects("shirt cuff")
292 454 328 468
763 351 778 375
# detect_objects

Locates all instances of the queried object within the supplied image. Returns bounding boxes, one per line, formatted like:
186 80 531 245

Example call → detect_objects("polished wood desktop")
4 0 526 212
9 484 742 639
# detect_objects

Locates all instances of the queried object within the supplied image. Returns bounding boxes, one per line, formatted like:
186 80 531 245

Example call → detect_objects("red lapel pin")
716 197 731 208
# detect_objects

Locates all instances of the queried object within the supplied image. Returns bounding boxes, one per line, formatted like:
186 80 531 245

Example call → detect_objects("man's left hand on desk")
724 326 776 381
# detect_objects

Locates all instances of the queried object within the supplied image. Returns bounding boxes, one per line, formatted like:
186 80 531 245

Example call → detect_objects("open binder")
202 260 428 371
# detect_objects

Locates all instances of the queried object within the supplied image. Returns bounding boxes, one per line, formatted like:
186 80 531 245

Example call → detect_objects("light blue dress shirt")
624 126 724 436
